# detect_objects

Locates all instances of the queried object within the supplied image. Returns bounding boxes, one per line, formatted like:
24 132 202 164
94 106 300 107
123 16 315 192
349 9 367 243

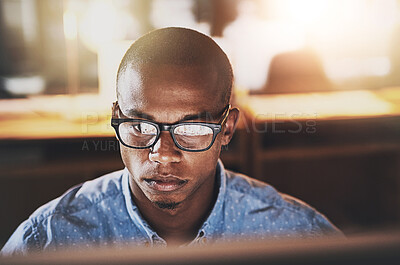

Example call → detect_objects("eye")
174 124 213 136
131 122 157 135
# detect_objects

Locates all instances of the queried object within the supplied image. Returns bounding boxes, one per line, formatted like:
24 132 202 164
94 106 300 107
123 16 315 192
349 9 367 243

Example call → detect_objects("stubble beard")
154 201 181 210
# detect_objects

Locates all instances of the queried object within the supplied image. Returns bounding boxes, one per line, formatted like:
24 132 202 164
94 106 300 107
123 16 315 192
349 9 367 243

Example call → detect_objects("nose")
149 131 182 164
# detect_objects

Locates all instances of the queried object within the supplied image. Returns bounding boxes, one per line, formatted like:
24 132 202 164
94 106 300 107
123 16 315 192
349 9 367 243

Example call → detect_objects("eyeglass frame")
111 102 231 152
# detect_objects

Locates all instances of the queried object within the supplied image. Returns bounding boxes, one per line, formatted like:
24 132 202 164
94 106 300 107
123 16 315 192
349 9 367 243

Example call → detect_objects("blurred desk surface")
0 116 113 140
234 87 400 174
0 95 114 140
238 87 400 121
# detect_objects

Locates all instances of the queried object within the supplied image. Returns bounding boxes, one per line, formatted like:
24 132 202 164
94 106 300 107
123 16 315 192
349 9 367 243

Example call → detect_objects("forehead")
117 64 224 122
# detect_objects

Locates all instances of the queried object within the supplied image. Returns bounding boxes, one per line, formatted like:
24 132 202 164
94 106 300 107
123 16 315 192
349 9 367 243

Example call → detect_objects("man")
2 27 340 255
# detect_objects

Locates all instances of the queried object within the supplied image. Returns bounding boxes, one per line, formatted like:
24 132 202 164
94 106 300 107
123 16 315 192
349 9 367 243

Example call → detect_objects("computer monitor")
2 230 400 265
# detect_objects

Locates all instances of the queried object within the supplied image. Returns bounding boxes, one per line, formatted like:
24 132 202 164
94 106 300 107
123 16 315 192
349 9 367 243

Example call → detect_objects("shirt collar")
196 159 227 237
121 168 159 241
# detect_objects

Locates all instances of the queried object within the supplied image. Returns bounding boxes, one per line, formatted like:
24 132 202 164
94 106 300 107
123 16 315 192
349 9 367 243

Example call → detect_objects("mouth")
144 176 188 192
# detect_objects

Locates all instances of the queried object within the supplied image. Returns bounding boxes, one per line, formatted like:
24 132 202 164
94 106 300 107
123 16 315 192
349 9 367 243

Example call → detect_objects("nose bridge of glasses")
152 130 178 151
158 124 173 132
149 130 182 163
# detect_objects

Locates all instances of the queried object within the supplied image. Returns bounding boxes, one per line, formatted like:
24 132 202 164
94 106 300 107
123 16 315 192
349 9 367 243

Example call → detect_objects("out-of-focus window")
1 0 399 98
0 0 236 99
223 0 400 92
0 0 96 97
0 0 151 98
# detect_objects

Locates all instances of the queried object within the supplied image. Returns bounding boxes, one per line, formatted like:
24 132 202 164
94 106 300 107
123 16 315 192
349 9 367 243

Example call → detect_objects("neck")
130 172 218 245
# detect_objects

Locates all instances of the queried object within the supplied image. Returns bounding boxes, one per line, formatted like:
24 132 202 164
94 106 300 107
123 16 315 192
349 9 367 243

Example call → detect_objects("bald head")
116 27 233 106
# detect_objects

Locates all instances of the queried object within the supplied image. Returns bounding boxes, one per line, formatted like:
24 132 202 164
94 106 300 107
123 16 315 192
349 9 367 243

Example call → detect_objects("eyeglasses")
111 103 231 152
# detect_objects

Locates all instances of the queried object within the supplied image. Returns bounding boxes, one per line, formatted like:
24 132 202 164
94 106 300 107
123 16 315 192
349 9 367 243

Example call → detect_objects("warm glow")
324 57 392 80
97 41 132 104
63 10 78 40
225 0 400 90
224 1 306 89
270 0 329 27
267 0 398 79
79 0 137 53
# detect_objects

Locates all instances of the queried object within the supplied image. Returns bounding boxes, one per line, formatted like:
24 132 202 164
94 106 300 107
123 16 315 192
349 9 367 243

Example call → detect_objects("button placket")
197 230 207 244
152 234 167 247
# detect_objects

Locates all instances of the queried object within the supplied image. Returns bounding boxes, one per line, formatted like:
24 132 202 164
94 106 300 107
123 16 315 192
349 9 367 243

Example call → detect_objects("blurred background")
1 0 400 248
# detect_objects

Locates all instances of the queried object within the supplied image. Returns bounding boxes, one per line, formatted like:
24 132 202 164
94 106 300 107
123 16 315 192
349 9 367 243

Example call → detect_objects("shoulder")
1 169 125 255
224 170 290 209
32 169 125 223
223 170 341 236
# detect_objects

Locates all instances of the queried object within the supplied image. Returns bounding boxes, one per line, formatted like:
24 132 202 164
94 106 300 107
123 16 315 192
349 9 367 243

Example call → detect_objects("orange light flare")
242 89 398 121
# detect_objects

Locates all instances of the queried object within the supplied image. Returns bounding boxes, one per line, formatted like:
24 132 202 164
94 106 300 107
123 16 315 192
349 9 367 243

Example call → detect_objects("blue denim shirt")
1 160 341 255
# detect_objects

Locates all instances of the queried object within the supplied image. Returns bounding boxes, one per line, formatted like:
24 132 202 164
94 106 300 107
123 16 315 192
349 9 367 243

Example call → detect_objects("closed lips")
144 176 188 192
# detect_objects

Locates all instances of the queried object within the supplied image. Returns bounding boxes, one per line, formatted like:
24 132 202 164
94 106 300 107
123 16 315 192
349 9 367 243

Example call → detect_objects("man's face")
117 64 230 210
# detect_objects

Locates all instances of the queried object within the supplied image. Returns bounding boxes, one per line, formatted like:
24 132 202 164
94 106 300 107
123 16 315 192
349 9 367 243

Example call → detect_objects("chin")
153 201 181 210
145 186 188 200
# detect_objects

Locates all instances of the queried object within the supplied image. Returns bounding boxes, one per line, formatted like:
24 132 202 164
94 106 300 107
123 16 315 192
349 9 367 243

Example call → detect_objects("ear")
221 107 240 146
112 101 120 118
111 102 120 141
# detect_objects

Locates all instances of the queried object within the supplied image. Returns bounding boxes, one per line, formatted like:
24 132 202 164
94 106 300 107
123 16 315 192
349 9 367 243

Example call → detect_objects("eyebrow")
123 109 218 123
124 110 155 120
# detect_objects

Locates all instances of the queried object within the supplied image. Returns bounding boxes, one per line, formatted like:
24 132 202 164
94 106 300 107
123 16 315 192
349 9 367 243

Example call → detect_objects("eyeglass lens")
118 121 214 150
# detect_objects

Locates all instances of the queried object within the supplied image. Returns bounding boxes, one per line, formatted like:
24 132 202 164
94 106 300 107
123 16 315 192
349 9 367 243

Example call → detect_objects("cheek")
185 139 222 174
212 133 224 156
120 144 149 173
